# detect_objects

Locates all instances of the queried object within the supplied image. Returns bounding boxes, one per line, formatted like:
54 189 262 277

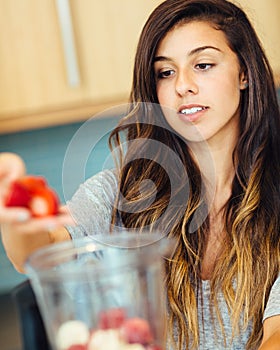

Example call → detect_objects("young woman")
1 1 280 349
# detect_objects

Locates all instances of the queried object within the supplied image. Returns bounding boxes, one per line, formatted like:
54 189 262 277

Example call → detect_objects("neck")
188 137 236 214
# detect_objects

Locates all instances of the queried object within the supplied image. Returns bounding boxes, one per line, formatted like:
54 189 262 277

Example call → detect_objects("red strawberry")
120 317 154 345
5 175 59 217
98 307 127 330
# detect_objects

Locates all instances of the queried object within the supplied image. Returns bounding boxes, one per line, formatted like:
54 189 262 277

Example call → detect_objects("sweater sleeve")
263 274 280 321
65 169 118 240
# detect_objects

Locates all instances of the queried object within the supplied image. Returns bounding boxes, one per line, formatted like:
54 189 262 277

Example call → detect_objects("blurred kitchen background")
0 0 279 349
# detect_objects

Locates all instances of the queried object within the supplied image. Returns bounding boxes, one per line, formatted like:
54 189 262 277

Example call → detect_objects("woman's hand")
0 153 74 272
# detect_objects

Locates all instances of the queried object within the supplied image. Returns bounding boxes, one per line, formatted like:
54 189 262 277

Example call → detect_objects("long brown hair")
109 1 280 349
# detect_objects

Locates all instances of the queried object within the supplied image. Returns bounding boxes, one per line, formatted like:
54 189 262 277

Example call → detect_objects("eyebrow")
153 45 221 62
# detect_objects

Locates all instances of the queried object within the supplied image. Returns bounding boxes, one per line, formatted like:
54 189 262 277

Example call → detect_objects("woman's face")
154 21 247 145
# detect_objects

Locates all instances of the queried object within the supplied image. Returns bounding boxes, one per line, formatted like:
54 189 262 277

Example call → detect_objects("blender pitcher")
25 232 173 350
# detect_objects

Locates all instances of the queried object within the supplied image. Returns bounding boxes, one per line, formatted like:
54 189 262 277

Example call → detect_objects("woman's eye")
195 63 213 70
157 69 175 79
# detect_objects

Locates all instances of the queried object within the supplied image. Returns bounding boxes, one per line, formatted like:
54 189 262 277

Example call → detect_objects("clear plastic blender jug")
25 232 172 350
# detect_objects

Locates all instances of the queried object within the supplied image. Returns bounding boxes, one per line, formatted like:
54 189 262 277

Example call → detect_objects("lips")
178 104 209 115
178 104 209 122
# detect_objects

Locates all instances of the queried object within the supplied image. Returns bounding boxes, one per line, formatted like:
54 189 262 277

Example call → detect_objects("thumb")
0 153 26 181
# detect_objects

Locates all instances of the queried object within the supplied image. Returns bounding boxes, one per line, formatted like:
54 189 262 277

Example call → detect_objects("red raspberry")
98 307 127 329
120 317 154 345
67 345 87 350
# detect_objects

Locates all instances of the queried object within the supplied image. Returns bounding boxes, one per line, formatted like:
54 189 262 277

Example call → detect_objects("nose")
175 71 198 96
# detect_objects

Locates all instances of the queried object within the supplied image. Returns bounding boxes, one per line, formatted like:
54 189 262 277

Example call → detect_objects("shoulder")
71 169 118 202
83 168 118 189
261 275 280 348
263 274 280 322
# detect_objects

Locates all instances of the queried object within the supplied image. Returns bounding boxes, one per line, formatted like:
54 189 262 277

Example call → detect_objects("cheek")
213 75 241 109
156 81 173 104
156 85 164 104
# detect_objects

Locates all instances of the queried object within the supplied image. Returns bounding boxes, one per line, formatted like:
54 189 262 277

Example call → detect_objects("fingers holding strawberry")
5 175 60 217
0 153 74 226
0 175 74 272
2 174 74 226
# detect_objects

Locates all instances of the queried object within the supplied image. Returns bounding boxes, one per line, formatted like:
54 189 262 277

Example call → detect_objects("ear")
239 71 248 90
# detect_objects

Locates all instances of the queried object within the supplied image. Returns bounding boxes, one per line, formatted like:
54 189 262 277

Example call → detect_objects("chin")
175 126 208 144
